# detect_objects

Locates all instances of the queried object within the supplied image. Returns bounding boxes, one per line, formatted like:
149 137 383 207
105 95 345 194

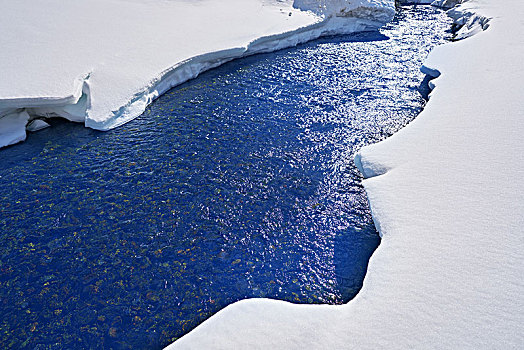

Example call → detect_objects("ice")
26 119 51 132
166 0 524 348
295 0 394 20
431 0 464 9
0 0 394 149
446 5 491 40
0 111 30 148
398 0 463 10
398 0 434 4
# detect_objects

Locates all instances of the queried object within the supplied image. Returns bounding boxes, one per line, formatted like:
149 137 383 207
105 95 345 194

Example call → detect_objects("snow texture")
0 0 394 149
446 2 491 39
166 0 524 348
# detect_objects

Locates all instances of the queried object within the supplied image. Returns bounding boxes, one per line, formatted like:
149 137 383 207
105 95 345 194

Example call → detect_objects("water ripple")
0 6 451 349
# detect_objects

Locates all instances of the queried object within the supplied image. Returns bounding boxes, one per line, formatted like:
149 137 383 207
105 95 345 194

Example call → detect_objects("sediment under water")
0 6 451 349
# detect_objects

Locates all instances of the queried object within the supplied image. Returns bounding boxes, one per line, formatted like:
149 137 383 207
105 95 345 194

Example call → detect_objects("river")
0 6 451 349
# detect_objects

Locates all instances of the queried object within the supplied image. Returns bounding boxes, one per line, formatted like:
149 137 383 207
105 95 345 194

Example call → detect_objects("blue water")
0 7 451 349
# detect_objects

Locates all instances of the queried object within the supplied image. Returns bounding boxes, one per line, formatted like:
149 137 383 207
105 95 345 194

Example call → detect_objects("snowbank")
0 0 394 149
446 2 491 39
0 111 30 148
166 0 524 348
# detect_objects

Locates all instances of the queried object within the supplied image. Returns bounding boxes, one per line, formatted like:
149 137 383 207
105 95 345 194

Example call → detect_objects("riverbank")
0 0 394 149
0 5 456 348
167 0 524 348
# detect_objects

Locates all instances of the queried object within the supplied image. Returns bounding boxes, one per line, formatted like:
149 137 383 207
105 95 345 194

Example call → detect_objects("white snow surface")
0 111 30 148
167 0 524 349
0 0 394 149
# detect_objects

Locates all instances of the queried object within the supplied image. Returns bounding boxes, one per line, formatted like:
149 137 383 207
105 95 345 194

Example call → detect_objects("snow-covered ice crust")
166 0 524 348
294 0 393 21
26 119 51 133
0 0 394 149
446 2 491 39
0 111 30 148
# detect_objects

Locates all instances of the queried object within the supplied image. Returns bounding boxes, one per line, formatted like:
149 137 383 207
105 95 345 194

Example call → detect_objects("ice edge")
0 3 395 148
354 1 490 244
87 13 391 131
355 0 490 181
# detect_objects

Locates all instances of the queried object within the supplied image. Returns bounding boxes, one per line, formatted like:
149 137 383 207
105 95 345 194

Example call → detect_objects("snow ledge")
0 0 394 149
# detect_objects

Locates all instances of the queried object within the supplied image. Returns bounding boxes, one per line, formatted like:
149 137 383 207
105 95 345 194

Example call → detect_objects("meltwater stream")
0 7 451 349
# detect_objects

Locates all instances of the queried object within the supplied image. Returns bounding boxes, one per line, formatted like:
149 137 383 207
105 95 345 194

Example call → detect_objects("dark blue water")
0 7 451 350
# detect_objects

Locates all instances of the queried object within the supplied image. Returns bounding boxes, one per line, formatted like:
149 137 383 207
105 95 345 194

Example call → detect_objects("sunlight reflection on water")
0 6 451 349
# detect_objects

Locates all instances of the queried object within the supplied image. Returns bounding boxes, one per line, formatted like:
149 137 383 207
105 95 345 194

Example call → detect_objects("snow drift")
0 0 394 149
166 0 524 348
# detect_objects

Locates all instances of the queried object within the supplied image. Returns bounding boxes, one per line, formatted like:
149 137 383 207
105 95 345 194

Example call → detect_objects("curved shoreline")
0 0 394 149
87 15 387 131
166 1 524 348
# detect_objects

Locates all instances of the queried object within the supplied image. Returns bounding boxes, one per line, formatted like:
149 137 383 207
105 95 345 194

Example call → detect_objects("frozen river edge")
0 0 394 149
167 1 524 349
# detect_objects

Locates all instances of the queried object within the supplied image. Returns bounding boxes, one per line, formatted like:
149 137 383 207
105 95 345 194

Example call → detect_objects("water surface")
0 6 451 349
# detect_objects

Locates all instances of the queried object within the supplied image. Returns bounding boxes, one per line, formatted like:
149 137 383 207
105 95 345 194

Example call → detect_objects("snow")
0 0 394 149
399 0 434 5
399 0 463 9
26 119 51 133
446 2 491 39
431 0 464 9
0 111 30 148
166 0 524 348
